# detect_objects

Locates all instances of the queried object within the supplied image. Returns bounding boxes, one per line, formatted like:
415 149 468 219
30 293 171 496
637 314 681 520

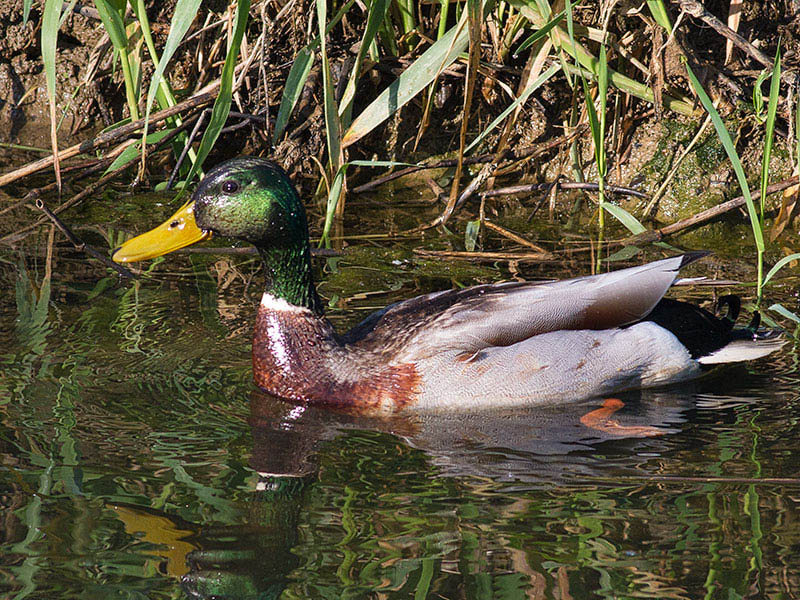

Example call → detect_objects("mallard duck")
113 157 783 414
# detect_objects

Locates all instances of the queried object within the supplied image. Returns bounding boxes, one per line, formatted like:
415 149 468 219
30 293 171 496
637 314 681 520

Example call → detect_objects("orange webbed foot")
580 398 665 437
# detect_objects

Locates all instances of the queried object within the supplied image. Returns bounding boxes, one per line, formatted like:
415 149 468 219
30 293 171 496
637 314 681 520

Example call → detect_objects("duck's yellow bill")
112 200 212 263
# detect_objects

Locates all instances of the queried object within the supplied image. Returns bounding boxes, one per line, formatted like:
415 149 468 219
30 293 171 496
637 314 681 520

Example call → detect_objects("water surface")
2 208 800 599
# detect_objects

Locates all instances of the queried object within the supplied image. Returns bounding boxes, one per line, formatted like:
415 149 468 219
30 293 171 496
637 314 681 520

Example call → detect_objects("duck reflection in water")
171 385 712 599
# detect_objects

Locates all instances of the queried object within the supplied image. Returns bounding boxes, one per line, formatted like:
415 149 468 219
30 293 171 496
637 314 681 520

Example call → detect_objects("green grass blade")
510 0 695 115
559 63 694 116
564 0 576 86
761 47 781 221
763 253 800 286
339 0 391 128
395 0 417 50
466 63 560 152
684 61 765 299
103 130 174 175
597 44 607 178
464 220 480 251
605 245 642 262
317 0 343 174
568 0 601 162
567 0 609 267
768 303 800 324
579 82 599 158
378 12 399 56
42 0 61 186
752 69 769 121
93 0 129 53
321 166 346 247
595 43 608 264
131 0 198 171
514 8 564 56
94 0 140 120
272 0 356 143
180 0 250 189
342 15 471 147
684 64 764 252
273 48 314 143
137 0 201 123
23 0 33 24
437 0 450 40
60 0 79 27
645 0 672 31
601 203 646 234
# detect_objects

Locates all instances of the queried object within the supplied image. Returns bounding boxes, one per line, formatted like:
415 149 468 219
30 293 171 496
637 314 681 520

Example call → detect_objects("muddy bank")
0 0 798 239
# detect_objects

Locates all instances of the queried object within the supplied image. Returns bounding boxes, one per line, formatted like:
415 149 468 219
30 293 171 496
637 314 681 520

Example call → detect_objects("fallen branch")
624 176 800 244
34 198 136 279
16 112 202 205
0 116 203 245
0 91 216 189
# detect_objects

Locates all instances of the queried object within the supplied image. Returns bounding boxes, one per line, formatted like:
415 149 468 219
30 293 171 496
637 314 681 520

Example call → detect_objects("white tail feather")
697 337 785 365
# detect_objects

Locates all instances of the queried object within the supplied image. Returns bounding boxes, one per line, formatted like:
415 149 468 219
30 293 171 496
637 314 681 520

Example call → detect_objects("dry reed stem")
413 248 553 261
0 91 217 188
724 0 743 65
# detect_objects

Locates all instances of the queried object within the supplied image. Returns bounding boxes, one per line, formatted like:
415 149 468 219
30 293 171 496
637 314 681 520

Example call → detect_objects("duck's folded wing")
344 254 702 359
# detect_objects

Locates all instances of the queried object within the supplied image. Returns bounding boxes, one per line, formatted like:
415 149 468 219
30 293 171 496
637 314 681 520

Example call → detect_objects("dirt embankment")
1 1 799 227
0 2 109 154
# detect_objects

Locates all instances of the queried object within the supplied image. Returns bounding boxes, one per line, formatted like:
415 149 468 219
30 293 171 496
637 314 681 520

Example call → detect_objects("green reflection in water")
2 224 800 599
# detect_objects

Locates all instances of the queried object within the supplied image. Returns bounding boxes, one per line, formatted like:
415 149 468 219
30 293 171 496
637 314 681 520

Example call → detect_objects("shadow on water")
2 221 800 598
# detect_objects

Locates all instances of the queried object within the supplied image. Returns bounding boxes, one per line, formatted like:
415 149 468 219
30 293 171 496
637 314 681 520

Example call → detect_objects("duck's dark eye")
222 180 239 193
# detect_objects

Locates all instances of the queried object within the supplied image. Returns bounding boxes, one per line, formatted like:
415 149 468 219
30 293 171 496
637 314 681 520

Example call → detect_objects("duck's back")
343 254 695 360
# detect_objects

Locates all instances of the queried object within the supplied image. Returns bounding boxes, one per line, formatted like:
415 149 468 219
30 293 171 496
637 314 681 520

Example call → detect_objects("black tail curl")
643 295 780 359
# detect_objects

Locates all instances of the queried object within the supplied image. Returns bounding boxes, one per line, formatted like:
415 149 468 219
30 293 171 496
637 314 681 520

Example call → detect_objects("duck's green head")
113 157 323 312
112 157 310 262
193 157 310 247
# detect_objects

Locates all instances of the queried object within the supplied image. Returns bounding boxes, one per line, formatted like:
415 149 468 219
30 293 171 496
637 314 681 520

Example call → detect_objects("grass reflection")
1 232 800 598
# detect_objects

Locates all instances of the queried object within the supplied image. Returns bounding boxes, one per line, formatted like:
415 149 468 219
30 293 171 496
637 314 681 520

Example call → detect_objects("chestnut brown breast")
251 301 421 414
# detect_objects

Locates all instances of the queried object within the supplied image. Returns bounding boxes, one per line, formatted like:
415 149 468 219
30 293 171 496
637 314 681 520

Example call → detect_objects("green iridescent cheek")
199 195 273 241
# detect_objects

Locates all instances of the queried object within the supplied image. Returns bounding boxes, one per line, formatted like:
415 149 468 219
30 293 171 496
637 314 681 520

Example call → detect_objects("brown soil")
0 1 109 154
1 1 799 235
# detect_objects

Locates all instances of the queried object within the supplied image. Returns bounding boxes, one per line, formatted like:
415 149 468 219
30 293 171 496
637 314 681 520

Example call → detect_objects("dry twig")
482 220 551 255
34 198 136 278
413 248 553 262
679 0 795 84
625 176 800 244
